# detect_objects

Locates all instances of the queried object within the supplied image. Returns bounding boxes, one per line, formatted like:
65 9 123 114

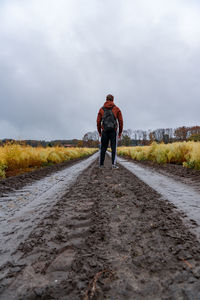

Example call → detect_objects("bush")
0 143 98 178
117 142 200 169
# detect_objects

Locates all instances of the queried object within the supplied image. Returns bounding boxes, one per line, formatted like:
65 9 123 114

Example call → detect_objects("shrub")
117 142 200 169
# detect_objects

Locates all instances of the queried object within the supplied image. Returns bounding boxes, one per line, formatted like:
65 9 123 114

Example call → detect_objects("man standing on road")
97 94 123 168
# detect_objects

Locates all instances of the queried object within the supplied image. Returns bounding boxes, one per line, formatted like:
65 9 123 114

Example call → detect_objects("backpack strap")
102 106 113 111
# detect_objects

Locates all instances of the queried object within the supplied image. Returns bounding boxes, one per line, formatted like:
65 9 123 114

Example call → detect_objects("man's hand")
99 133 101 137
118 133 122 139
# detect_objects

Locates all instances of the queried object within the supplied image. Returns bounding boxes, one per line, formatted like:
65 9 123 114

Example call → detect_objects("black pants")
100 130 117 166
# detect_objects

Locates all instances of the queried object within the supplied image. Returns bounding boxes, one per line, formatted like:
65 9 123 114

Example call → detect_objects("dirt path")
116 155 200 238
129 159 200 193
0 155 94 197
1 155 200 299
0 153 98 275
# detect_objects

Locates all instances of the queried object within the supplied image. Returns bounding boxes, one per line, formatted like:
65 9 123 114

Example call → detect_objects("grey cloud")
0 0 200 140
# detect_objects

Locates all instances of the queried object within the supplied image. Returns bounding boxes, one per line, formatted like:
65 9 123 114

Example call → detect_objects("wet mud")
128 158 200 193
0 155 92 197
117 155 200 239
1 155 200 299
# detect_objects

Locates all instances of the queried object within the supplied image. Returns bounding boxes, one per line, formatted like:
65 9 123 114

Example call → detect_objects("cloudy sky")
0 0 200 140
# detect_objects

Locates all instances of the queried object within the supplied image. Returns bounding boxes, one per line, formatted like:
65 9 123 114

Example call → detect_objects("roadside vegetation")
118 141 200 169
0 143 97 178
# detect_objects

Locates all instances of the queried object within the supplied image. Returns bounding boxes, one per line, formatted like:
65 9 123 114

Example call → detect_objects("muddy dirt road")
1 154 200 299
0 154 98 271
117 156 200 238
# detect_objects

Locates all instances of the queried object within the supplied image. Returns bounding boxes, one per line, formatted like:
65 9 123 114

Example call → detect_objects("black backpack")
102 107 117 132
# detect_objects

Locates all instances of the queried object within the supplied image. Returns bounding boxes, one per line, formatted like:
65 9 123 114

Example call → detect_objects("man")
97 94 123 168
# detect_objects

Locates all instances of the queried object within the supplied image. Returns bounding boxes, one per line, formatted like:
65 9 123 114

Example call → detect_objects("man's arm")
97 109 102 136
117 109 123 138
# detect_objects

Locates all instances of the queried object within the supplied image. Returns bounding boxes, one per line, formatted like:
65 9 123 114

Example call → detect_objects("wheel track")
0 157 99 299
1 155 200 299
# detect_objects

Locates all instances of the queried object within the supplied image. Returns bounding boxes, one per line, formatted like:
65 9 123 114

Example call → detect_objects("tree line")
1 125 200 148
0 139 82 148
82 125 200 147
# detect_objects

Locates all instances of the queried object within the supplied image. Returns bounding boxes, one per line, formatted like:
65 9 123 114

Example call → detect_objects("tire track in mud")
0 159 109 299
1 155 200 299
131 159 200 194
0 155 94 197
116 155 200 238
0 153 98 294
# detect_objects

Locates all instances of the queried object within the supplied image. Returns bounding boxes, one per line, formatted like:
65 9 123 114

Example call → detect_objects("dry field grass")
118 141 200 169
0 143 97 177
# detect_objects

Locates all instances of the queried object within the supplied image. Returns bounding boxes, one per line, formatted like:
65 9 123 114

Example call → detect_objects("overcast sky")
0 0 200 140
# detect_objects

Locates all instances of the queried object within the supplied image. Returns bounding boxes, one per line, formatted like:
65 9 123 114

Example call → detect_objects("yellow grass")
117 141 200 169
0 143 97 178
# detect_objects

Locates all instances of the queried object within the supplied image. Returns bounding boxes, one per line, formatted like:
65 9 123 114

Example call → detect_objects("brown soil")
1 155 200 299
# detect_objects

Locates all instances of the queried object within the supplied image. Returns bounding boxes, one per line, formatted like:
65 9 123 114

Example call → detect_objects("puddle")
0 153 98 268
117 156 200 238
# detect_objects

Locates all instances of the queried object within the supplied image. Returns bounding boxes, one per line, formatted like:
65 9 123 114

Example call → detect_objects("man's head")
106 94 114 102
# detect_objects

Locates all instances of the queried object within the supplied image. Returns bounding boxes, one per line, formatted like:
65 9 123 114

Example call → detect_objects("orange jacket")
97 101 123 135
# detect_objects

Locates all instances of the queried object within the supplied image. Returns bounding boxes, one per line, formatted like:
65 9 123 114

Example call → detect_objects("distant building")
64 144 75 148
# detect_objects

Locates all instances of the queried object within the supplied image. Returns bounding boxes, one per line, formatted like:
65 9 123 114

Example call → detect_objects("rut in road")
0 153 98 272
1 155 200 299
117 155 200 238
